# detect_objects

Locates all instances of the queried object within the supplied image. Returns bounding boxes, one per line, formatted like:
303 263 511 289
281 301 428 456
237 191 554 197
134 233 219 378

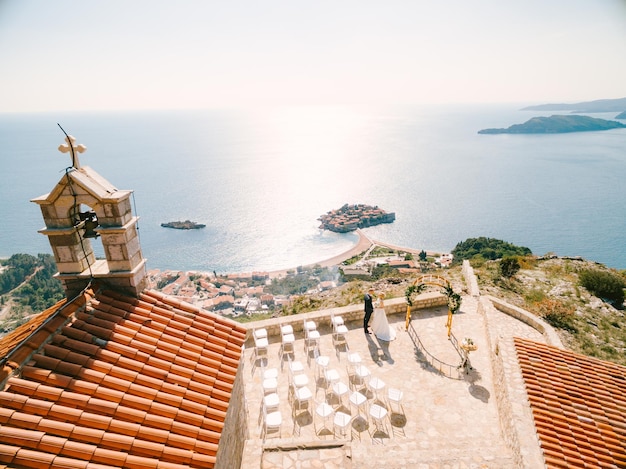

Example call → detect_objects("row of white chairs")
251 314 350 365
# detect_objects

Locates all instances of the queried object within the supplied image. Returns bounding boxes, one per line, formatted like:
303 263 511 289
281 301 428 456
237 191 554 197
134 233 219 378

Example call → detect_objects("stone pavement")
240 288 553 468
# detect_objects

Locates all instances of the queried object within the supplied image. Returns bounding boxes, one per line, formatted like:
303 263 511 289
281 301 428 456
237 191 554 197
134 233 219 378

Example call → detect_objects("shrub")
499 257 521 278
579 269 625 308
524 288 546 304
534 298 577 332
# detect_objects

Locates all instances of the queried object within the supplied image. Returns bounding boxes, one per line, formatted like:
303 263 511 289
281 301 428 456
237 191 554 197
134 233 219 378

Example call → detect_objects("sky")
1 0 625 112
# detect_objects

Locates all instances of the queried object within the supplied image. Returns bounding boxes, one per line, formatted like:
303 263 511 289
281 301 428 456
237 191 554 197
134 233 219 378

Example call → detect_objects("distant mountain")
521 97 626 113
616 111 626 119
478 115 626 134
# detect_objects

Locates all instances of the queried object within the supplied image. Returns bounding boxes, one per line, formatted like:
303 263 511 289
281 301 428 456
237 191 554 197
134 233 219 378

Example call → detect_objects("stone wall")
484 295 563 348
215 359 248 469
478 296 546 469
244 292 448 343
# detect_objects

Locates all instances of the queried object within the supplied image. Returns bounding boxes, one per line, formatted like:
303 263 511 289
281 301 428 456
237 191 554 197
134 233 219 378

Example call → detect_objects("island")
319 203 395 233
161 220 206 230
521 97 626 113
478 115 626 134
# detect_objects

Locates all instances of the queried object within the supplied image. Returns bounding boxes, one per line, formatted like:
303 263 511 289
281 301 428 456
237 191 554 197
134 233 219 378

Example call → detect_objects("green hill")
521 97 626 113
478 114 626 134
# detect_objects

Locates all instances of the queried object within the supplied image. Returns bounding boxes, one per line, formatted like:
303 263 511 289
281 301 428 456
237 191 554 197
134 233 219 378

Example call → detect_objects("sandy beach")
266 230 438 279
268 229 374 278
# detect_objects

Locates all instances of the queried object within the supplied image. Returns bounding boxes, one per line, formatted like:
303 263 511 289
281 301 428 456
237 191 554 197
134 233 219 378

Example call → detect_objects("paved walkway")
241 290 549 468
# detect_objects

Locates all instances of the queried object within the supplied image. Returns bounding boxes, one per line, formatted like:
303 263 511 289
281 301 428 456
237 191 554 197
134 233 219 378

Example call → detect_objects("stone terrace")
239 268 558 468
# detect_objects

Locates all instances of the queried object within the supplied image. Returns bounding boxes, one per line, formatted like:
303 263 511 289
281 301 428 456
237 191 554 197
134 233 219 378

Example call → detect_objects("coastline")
267 229 374 278
267 230 441 279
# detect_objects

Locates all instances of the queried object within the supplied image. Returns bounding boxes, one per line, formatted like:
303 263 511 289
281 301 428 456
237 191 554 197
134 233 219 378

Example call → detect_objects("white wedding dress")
370 303 396 341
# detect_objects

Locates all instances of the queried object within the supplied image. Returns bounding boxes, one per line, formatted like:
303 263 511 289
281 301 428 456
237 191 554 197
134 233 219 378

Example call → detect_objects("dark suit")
363 292 374 332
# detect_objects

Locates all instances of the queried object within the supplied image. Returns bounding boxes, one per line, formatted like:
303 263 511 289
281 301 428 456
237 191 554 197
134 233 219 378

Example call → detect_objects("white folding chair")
346 351 362 378
331 312 347 335
330 312 344 330
330 312 348 350
253 327 268 341
369 403 390 442
288 358 309 389
324 368 341 386
367 376 386 403
330 381 350 409
349 390 368 418
351 364 371 391
333 411 352 439
262 367 279 395
261 404 282 441
263 392 280 413
303 319 320 356
314 400 334 439
314 352 330 380
387 387 404 413
290 384 313 417
250 328 269 373
279 323 295 364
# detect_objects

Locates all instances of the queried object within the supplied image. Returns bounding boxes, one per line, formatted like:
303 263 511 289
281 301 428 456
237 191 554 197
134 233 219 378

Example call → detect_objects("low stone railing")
483 295 563 348
478 295 557 468
244 291 448 342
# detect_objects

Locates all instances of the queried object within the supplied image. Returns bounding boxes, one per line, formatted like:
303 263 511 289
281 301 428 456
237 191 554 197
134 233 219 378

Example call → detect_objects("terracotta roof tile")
0 443 19 464
130 438 165 459
70 426 105 445
90 447 127 466
16 448 57 466
122 454 159 469
22 397 54 416
142 412 174 433
75 412 111 431
50 456 91 469
48 405 82 421
0 286 245 468
106 419 141 438
34 419 75 438
99 433 134 452
515 337 626 468
0 427 45 447
0 299 67 357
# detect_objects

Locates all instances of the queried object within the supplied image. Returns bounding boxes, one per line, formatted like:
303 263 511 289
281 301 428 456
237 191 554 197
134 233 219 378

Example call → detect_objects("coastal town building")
318 203 396 233
0 138 624 468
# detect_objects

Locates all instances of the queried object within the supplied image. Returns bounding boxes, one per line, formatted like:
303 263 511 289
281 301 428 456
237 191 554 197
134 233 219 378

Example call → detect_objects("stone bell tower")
31 134 148 298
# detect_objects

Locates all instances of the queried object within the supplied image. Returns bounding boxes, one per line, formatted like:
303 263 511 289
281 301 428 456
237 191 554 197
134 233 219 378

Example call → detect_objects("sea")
1 103 625 273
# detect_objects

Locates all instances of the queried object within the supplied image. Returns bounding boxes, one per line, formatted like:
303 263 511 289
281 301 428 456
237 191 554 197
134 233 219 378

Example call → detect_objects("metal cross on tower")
58 135 87 169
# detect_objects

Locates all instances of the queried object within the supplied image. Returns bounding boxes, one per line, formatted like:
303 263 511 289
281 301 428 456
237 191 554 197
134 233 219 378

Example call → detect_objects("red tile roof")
0 285 246 469
514 337 626 469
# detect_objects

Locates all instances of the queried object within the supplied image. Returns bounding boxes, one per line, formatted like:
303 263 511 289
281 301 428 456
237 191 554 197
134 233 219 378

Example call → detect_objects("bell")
79 211 100 239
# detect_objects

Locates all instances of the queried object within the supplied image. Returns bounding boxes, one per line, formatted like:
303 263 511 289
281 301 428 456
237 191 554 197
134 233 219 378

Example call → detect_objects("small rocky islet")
318 203 395 233
161 220 206 230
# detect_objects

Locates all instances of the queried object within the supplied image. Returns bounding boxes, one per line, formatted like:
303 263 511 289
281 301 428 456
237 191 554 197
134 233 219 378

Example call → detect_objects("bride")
370 293 396 341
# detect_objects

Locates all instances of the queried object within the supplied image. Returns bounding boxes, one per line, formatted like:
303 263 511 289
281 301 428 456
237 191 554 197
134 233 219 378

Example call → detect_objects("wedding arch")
404 274 462 335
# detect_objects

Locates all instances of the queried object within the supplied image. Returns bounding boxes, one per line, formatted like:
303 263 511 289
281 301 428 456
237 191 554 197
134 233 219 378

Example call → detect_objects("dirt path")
0 266 42 321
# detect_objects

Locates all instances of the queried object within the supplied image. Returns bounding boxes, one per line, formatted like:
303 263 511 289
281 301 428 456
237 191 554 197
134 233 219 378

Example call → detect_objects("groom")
363 288 375 334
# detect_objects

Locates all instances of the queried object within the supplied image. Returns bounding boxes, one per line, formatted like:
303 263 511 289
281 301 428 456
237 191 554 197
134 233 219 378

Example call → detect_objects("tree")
451 237 531 264
419 250 427 261
499 257 521 278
